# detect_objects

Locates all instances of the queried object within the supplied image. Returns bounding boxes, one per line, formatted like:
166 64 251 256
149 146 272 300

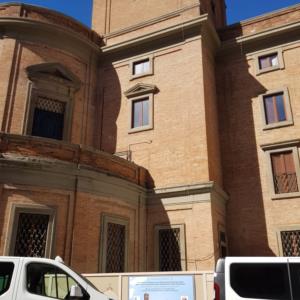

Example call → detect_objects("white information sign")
129 275 194 300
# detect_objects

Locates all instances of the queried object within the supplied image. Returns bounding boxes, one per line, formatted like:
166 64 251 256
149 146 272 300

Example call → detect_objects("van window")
0 262 14 295
27 263 88 300
230 263 291 299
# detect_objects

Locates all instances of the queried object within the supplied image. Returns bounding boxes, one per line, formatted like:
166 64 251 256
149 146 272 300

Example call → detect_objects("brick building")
0 0 300 273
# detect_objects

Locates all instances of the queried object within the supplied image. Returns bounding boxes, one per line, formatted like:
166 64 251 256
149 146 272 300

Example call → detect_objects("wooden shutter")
271 151 298 193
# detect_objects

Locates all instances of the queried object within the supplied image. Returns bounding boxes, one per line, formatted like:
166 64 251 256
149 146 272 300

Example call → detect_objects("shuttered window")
271 151 298 194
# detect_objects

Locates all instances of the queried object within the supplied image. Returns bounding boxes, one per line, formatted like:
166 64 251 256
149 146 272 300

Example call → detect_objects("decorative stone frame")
259 87 293 130
124 83 158 134
100 214 129 273
261 140 300 200
130 54 154 80
23 63 81 141
276 225 300 256
255 48 285 75
154 224 186 271
5 203 56 258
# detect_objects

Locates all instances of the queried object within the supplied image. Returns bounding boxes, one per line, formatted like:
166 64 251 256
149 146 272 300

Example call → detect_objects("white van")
214 257 300 300
0 256 113 300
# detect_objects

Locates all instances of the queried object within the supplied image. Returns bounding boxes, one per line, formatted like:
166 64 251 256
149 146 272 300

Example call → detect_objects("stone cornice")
219 19 300 55
0 3 102 46
147 182 228 206
102 14 220 54
104 3 201 39
0 17 102 61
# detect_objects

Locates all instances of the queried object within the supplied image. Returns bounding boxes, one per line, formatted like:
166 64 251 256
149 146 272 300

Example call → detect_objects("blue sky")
0 0 299 27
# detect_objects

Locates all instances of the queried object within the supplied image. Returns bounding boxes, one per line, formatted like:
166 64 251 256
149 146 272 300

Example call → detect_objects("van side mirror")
70 285 83 298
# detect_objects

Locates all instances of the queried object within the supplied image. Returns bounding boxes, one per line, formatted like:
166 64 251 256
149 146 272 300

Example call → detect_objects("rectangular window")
155 224 186 271
31 96 65 140
259 53 279 70
256 49 284 75
271 151 299 194
106 222 126 272
281 230 300 256
263 93 286 124
259 88 293 130
101 215 128 273
8 206 55 258
132 98 149 128
14 213 50 257
133 59 150 76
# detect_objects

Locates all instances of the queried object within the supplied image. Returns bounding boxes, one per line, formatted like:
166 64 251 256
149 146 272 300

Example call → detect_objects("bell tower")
92 0 226 36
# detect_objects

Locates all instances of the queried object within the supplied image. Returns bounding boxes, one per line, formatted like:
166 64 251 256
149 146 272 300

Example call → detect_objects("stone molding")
124 83 158 98
147 182 228 206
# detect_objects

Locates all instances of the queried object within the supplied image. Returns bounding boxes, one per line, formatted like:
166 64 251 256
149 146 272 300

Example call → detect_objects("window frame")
5 204 56 258
154 224 186 271
100 214 129 273
259 87 293 130
24 63 80 142
130 55 153 80
128 93 154 133
26 89 72 141
264 144 300 199
255 48 284 75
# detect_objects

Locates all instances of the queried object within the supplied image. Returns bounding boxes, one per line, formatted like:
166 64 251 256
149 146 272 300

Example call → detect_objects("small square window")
259 53 279 70
255 49 284 75
133 59 150 76
130 55 153 79
259 88 293 130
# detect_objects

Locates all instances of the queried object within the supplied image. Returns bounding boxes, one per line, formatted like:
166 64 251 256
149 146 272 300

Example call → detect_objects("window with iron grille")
105 222 125 272
158 227 181 271
31 96 66 140
101 215 128 273
271 151 299 194
155 225 186 271
281 230 300 256
14 213 50 257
